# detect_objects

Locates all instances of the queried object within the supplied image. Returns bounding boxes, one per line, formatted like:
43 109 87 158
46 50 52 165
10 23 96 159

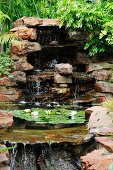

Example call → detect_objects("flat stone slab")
95 137 113 152
54 73 72 84
14 17 61 27
86 63 113 73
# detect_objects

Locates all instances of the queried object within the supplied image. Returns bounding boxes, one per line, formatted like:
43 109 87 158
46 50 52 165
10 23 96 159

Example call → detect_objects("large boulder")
0 111 13 128
10 40 41 55
55 63 73 75
86 63 113 73
94 81 113 93
92 70 111 81
86 106 113 135
10 26 37 40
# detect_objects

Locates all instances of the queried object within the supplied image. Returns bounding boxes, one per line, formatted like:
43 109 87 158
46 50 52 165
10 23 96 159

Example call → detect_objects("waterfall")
6 142 83 170
7 142 39 170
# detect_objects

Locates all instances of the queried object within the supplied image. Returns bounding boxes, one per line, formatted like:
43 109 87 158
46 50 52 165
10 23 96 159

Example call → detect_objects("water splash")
7 142 38 170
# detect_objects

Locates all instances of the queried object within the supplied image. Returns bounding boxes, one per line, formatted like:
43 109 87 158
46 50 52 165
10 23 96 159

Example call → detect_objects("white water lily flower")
70 111 77 116
31 111 39 118
24 109 31 113
31 111 39 116
45 110 51 115
70 111 77 120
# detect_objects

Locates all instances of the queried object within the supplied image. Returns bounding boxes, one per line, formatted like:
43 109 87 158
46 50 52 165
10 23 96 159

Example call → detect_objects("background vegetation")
1 0 113 76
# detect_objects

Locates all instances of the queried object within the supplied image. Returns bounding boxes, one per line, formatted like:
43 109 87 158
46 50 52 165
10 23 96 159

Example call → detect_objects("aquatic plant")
13 108 85 124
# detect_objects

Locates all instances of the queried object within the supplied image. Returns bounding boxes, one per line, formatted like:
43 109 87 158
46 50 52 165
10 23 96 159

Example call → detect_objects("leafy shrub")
0 51 14 76
57 0 113 56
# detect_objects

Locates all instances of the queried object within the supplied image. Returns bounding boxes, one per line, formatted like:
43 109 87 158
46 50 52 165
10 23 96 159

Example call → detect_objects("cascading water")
6 142 84 170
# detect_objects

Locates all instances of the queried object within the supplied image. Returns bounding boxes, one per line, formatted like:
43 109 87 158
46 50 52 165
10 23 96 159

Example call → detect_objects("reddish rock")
0 94 21 102
0 77 16 86
95 137 113 152
93 93 113 103
14 17 61 27
27 71 54 81
10 40 41 55
10 26 37 40
12 71 26 83
0 86 21 95
94 81 113 93
81 148 113 170
14 17 43 27
14 57 33 71
55 63 73 75
92 70 111 81
0 111 13 128
86 63 113 73
0 87 22 102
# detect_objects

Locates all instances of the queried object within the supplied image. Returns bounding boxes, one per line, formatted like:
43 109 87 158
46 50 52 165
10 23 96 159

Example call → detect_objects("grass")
102 98 113 111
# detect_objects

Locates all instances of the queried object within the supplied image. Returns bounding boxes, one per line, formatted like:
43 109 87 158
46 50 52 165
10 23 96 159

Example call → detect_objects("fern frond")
0 33 21 47
0 11 10 23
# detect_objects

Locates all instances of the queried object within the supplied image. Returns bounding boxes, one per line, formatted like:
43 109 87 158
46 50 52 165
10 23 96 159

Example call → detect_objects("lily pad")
12 108 85 125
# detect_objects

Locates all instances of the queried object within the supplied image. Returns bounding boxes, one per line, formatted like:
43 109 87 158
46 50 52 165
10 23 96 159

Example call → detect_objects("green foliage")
0 51 14 76
13 108 85 124
1 0 113 56
0 146 16 153
57 0 113 56
102 98 113 111
0 10 10 24
0 0 58 31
